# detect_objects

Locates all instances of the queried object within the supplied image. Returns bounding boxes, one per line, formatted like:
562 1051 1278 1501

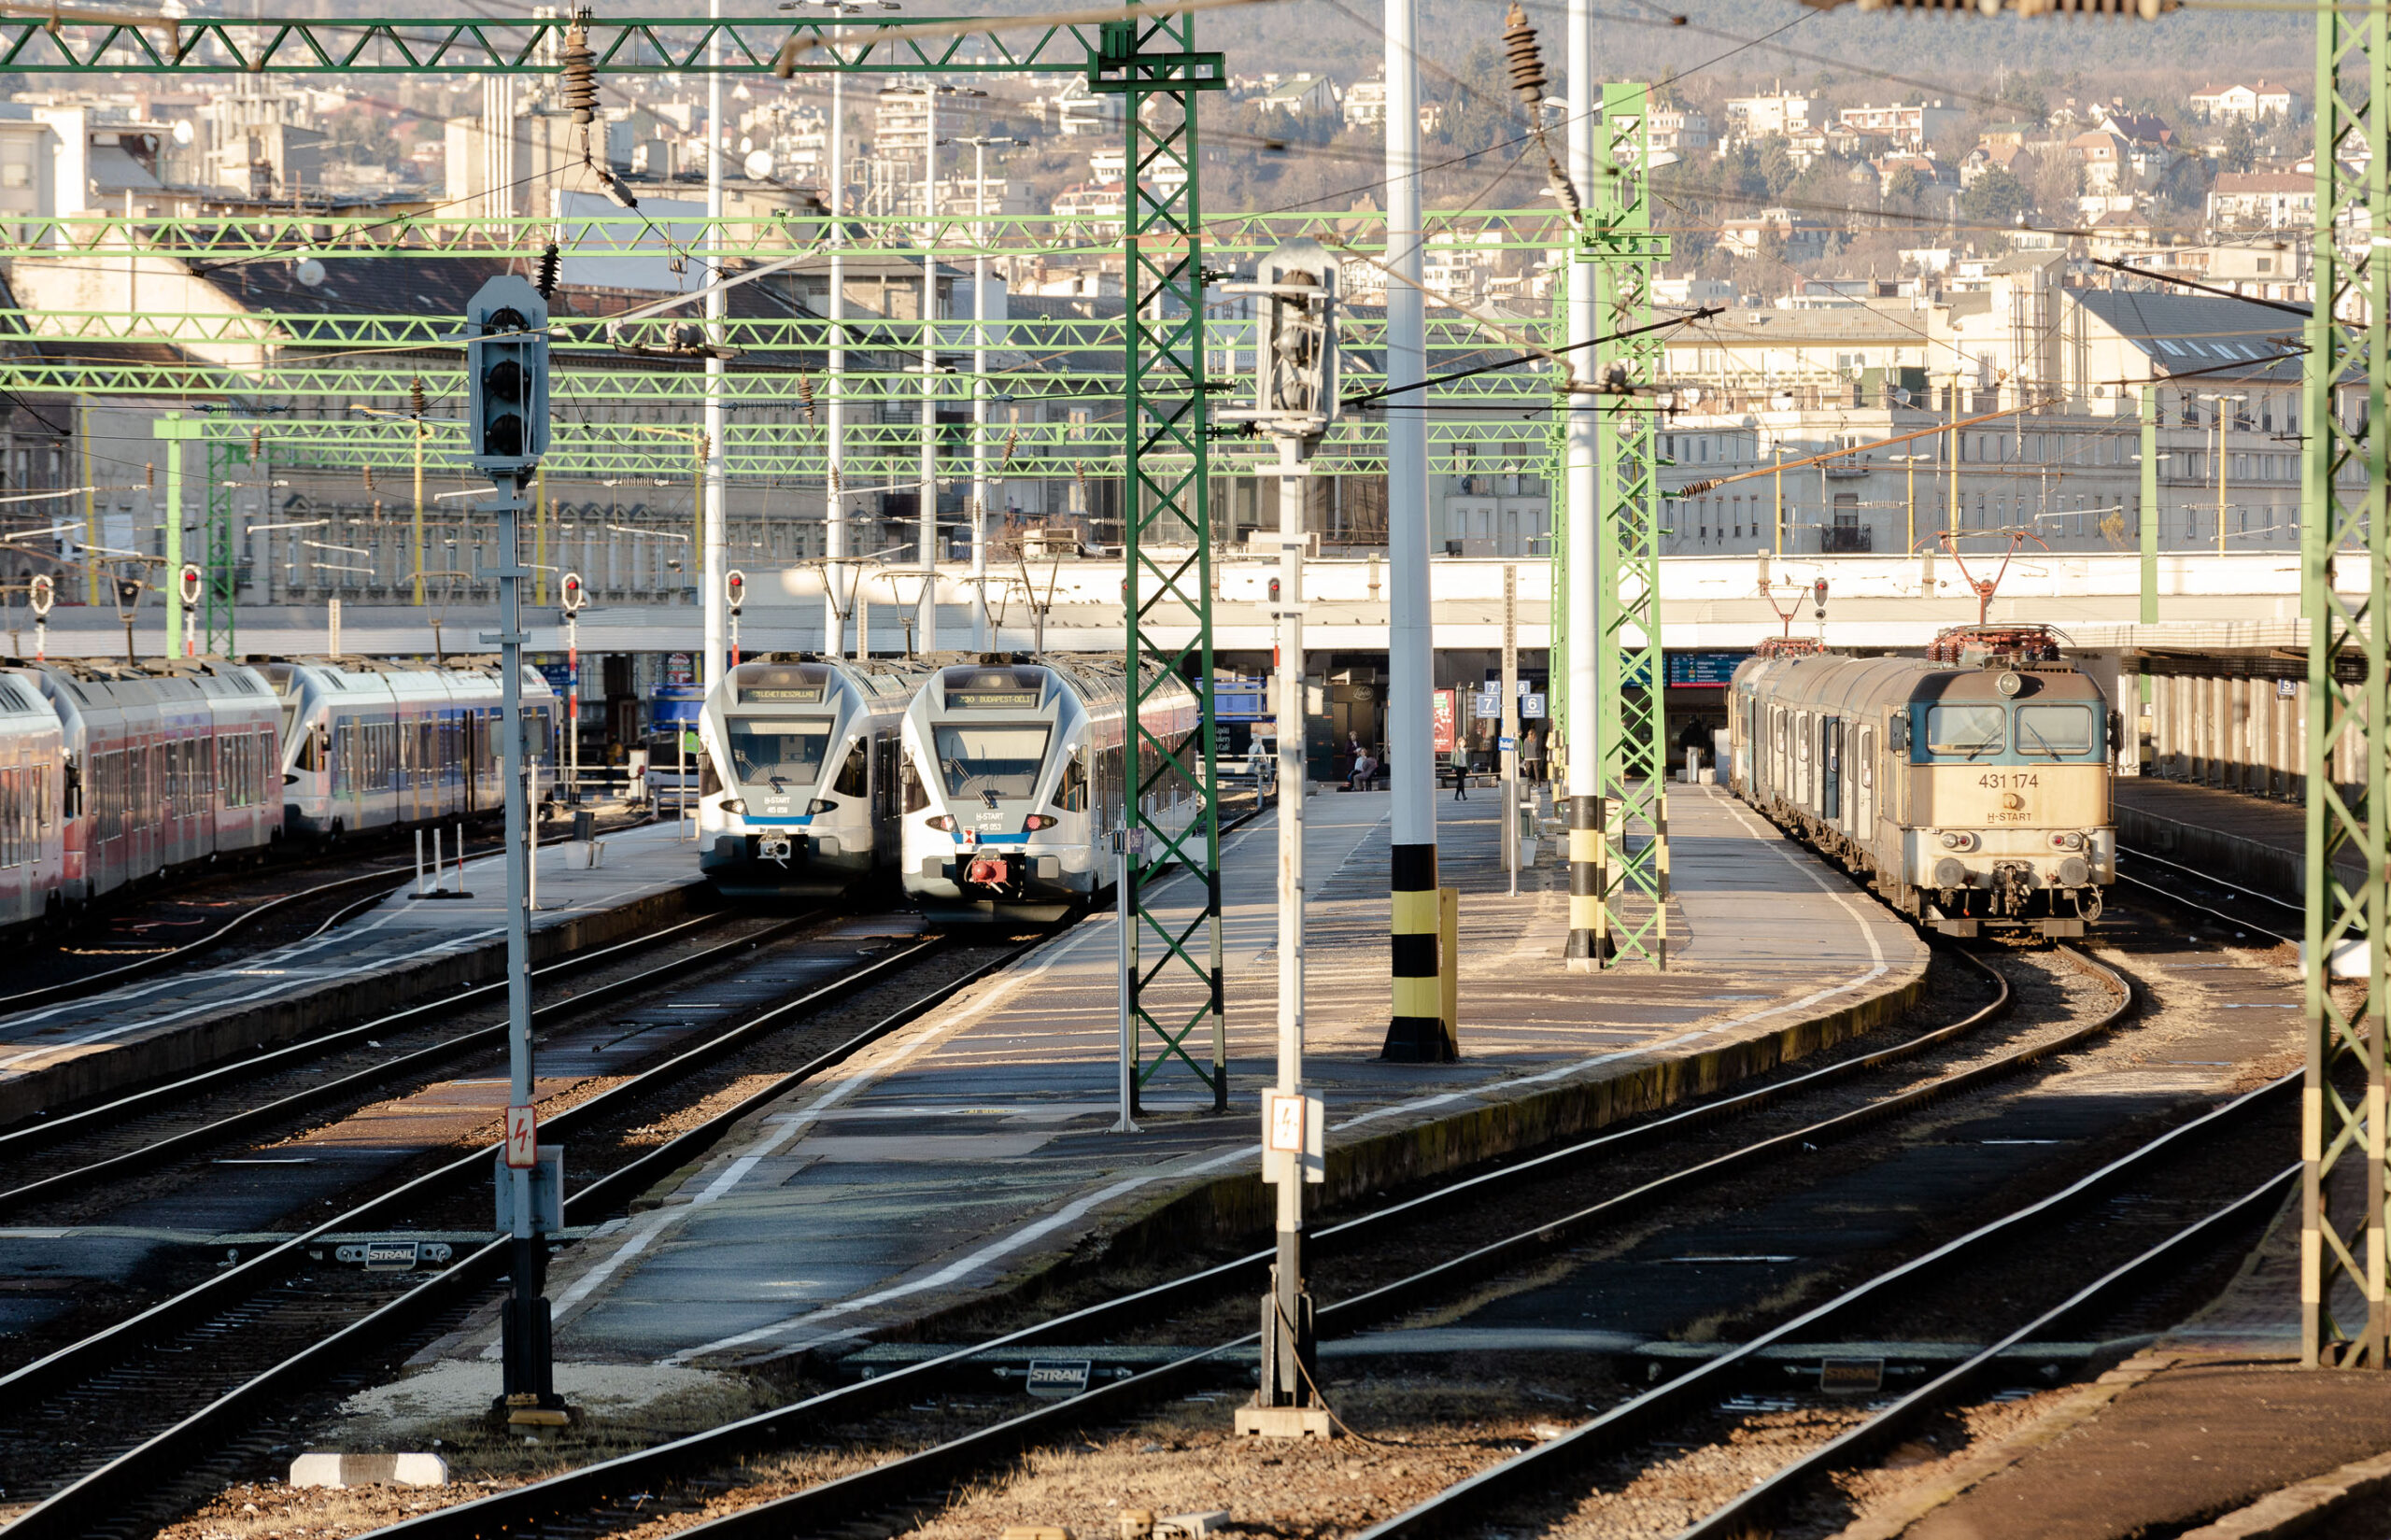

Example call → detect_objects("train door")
1823 717 1841 822
464 713 482 814
1855 726 1875 836
871 735 897 856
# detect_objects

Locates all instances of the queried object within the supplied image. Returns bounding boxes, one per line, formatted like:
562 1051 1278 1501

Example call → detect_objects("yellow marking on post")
1392 887 1439 933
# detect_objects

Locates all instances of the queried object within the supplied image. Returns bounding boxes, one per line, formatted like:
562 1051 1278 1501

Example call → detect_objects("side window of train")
1859 729 1874 789
833 738 868 798
1058 749 1087 812
899 751 926 813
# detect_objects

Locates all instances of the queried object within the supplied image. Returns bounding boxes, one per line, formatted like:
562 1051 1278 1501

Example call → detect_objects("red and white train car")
17 658 282 909
0 669 63 926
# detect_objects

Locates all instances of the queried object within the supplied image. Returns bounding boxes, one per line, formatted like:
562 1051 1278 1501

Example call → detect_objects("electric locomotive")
693 652 937 897
898 654 1199 924
1728 626 2115 938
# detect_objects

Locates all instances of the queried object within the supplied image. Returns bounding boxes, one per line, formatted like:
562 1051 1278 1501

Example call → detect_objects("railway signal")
464 274 563 1427
177 563 201 657
560 572 586 798
1220 238 1340 1438
726 570 745 669
28 572 50 660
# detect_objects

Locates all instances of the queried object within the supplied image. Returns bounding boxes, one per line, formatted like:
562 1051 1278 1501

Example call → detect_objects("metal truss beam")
0 209 1566 261
0 15 1092 75
1095 12 1228 1113
1586 83 1669 969
2303 7 2390 1370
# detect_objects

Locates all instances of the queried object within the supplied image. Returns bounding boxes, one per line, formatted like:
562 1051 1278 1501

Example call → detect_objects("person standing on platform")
1450 754 1468 800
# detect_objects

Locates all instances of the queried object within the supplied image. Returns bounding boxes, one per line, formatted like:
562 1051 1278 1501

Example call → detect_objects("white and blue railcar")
898 656 1201 924
269 657 554 840
695 653 935 898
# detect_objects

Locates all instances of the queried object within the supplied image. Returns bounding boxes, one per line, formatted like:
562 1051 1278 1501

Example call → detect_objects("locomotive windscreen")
934 724 1050 799
1925 704 2005 756
727 718 833 788
2016 703 2098 756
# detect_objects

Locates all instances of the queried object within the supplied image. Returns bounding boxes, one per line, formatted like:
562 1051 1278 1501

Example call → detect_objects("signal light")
561 571 586 614
28 573 51 616
465 276 550 477
1268 576 1281 602
177 563 201 608
726 569 745 615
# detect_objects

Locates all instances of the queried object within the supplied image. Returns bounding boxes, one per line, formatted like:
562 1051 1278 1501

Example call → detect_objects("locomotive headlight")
807 798 838 814
1996 671 2023 697
2048 831 2085 851
1939 830 1977 852
724 798 747 814
1023 813 1059 830
927 814 955 832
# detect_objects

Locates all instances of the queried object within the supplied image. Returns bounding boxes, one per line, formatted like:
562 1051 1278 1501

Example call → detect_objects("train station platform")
491 783 1929 1370
2115 776 2350 905
0 818 704 1127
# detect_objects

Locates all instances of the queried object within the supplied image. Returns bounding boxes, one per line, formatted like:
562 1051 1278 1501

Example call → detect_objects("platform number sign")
504 1103 537 1168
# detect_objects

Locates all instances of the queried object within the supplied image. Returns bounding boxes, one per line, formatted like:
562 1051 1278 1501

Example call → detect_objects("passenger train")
693 653 940 898
4 657 282 914
1727 626 2116 938
899 655 1201 924
266 656 558 840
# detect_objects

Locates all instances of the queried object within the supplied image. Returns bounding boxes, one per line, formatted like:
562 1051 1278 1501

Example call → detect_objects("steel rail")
0 929 938 1409
1675 1164 2301 1540
0 866 405 1015
2114 843 2302 948
0 891 710 1162
630 951 2165 1540
0 910 780 1211
1357 1077 2300 1535
350 950 2062 1540
0 927 994 1540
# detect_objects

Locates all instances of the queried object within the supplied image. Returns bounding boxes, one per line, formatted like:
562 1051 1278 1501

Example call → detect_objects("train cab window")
1924 704 2006 757
727 718 832 789
832 739 869 798
900 754 927 813
2016 703 2097 756
933 725 1051 800
1057 749 1088 812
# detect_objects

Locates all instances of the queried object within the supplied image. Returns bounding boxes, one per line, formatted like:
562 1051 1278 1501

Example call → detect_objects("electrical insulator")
144 461 155 489
797 375 816 423
411 376 428 418
363 463 376 491
250 426 262 457
697 431 712 461
1501 4 1545 109
560 20 601 126
536 242 561 300
1001 429 1019 466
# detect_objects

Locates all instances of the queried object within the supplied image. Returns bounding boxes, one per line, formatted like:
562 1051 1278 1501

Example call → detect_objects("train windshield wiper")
2020 722 2062 759
1959 733 2002 760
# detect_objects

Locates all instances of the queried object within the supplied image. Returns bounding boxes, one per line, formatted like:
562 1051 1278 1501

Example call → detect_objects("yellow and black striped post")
1653 791 1669 970
1566 792 1612 970
1380 841 1450 1061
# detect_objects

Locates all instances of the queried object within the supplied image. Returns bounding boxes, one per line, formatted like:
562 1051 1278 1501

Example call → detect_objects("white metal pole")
565 610 578 795
1273 440 1309 1409
919 88 940 653
701 0 727 712
1563 0 1601 971
826 27 848 657
971 137 992 651
1503 561 1519 897
1384 0 1433 848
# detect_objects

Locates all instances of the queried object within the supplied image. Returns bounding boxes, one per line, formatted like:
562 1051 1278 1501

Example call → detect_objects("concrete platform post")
1379 0 1441 1062
1561 0 1605 972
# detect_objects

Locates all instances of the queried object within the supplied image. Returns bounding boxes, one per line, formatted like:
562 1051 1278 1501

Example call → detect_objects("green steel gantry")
1585 82 1669 968
2303 7 2390 1370
1092 12 1229 1111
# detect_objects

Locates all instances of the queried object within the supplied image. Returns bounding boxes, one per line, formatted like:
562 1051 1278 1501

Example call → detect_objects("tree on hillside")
2218 118 2258 174
1961 168 2033 226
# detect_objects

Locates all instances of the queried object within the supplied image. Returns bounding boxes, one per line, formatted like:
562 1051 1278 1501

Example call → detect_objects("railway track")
316 940 2223 1540
0 917 1034 1540
0 805 653 1018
